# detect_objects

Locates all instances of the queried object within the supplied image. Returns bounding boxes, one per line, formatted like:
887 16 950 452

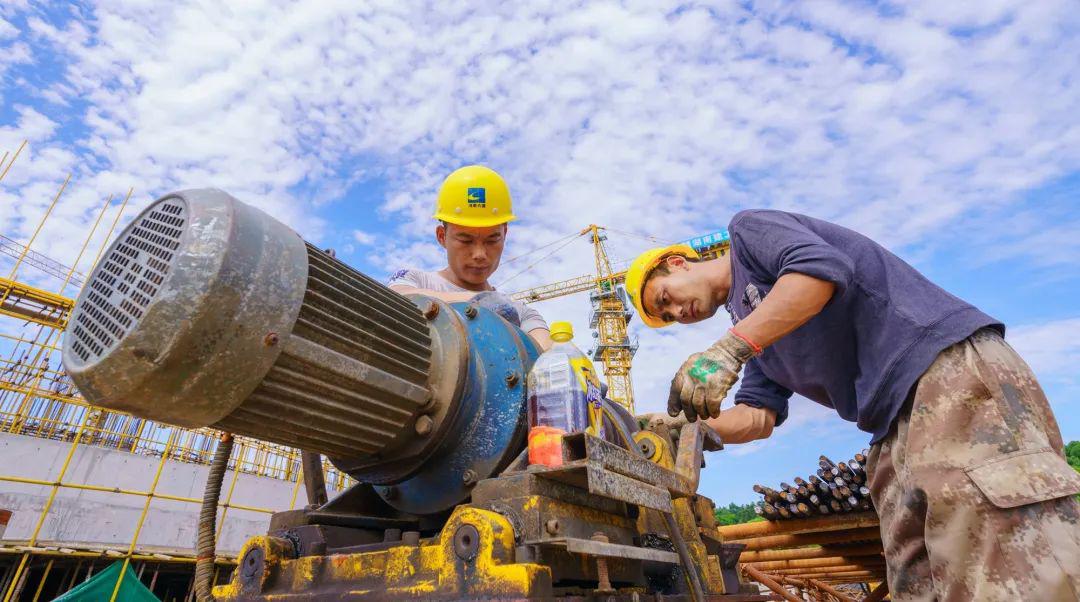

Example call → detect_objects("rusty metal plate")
532 537 680 564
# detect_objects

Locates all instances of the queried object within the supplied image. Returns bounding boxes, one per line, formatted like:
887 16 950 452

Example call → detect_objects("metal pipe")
740 542 883 563
663 512 705 602
748 556 886 571
0 474 272 514
729 526 882 551
771 566 882 576
301 451 328 507
740 565 802 602
718 512 879 540
31 559 53 602
804 578 858 602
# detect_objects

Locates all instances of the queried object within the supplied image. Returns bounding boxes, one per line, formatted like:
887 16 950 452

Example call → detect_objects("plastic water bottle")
526 321 600 434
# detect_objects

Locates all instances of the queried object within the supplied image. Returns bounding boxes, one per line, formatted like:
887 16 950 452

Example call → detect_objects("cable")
602 226 676 246
499 230 581 266
495 233 583 289
196 432 234 602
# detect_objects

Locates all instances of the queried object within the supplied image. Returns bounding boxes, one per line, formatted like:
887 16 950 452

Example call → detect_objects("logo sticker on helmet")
467 187 486 207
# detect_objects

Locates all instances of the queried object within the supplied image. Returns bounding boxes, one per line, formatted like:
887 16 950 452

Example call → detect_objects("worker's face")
642 256 719 325
436 222 507 287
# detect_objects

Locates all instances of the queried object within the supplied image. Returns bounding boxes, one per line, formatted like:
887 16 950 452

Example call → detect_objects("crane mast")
511 226 731 414
584 225 637 411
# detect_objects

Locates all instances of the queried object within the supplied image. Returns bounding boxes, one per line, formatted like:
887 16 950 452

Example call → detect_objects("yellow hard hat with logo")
625 244 701 328
433 165 516 227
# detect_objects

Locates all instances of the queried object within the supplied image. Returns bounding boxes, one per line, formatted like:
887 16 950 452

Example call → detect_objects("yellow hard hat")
625 244 701 328
433 165 516 227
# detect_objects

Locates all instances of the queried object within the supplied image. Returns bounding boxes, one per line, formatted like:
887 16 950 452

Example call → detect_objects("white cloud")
3 1 1074 251
1008 318 1080 387
0 17 18 40
0 0 1077 439
351 229 377 246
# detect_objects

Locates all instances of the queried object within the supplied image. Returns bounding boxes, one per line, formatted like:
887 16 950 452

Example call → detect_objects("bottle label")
569 358 604 437
568 357 601 391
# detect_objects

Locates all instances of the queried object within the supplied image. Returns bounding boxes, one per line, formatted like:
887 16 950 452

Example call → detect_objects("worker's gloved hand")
668 331 757 421
639 413 722 451
472 291 522 327
641 412 688 433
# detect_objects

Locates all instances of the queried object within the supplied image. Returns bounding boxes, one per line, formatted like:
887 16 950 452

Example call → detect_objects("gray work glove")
668 331 757 422
639 412 722 451
472 291 522 327
642 412 688 433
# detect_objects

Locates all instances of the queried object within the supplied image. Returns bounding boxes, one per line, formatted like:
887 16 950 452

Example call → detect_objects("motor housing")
64 189 538 515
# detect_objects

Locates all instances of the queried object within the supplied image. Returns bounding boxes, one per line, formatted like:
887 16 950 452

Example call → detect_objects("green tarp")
53 560 160 602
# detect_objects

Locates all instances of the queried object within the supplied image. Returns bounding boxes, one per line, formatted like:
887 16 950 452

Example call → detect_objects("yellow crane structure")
510 225 731 413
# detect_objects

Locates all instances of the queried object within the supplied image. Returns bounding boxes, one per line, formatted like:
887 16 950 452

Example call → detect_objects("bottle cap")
549 321 573 342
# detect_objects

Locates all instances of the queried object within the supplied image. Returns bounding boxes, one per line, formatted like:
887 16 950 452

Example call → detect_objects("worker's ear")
665 255 689 271
436 223 447 248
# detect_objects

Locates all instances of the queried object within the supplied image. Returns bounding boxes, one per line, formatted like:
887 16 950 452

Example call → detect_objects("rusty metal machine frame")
212 421 768 601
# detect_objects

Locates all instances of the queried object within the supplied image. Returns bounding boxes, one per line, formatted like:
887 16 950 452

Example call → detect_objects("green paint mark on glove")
688 356 720 383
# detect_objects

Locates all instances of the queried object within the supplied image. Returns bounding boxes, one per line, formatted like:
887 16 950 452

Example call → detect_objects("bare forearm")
703 404 776 443
731 273 835 348
528 328 553 351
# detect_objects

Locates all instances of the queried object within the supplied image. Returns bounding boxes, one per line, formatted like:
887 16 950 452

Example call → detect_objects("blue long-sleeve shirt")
725 210 1002 443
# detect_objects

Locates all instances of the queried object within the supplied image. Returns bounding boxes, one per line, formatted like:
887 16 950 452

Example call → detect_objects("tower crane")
510 226 731 413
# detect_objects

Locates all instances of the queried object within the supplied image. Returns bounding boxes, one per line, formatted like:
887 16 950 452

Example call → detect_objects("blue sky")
1 1 1077 505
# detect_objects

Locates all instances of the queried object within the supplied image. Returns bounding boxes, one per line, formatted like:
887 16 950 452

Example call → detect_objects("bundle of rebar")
752 451 873 520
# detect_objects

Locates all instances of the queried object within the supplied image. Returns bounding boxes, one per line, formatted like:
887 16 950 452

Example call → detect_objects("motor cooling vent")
68 199 187 364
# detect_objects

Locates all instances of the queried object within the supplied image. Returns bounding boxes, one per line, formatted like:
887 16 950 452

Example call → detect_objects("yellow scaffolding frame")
0 344 352 600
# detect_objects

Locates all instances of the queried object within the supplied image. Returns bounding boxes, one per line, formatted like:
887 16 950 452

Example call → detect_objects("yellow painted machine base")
214 507 553 600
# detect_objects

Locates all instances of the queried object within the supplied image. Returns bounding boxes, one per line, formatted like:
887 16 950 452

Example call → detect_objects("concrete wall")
0 432 333 556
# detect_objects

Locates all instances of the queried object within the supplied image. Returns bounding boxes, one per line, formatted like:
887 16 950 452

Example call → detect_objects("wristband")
729 328 763 356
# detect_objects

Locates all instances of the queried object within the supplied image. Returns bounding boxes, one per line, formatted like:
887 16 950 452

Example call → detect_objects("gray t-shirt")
387 268 548 333
725 209 1001 443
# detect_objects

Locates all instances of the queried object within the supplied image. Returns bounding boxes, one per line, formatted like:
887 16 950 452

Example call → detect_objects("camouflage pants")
867 329 1080 601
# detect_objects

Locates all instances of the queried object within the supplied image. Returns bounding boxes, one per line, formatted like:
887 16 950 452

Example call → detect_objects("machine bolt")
423 302 440 320
462 469 478 486
414 414 433 436
453 524 480 561
421 389 436 409
239 547 265 585
464 305 478 319
545 519 560 535
592 532 613 593
504 370 520 387
263 332 279 346
638 438 657 459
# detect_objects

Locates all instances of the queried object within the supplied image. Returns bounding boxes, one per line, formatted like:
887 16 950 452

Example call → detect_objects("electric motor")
63 189 538 515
